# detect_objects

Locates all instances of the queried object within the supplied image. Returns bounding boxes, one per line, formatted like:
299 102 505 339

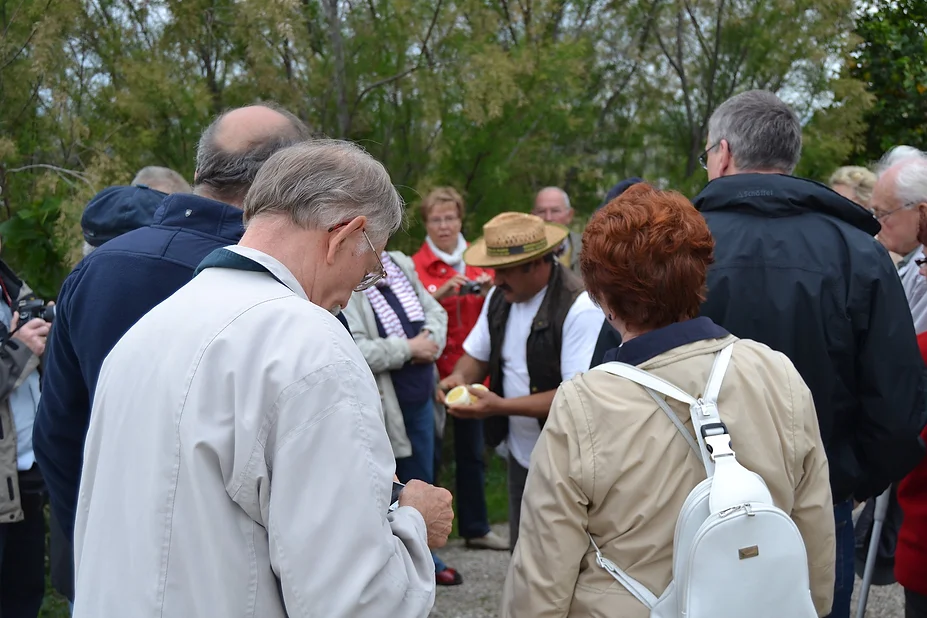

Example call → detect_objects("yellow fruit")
445 385 472 406
470 384 489 392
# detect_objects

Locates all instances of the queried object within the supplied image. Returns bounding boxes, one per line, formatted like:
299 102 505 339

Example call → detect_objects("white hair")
82 241 96 257
132 166 192 194
878 146 927 206
538 186 571 210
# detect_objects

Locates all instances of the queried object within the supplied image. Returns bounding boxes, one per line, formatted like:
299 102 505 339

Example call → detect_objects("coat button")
441 268 446 274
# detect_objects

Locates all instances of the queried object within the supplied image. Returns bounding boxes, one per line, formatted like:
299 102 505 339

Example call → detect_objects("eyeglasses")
426 215 460 226
699 141 722 170
328 221 387 292
869 202 918 221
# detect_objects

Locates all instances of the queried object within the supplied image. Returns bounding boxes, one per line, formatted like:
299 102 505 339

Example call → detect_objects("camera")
18 298 55 323
458 280 482 296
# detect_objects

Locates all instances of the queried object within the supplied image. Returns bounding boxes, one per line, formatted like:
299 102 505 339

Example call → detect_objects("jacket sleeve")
0 335 38 401
32 270 91 541
501 382 589 618
342 293 412 373
852 262 927 501
266 365 435 617
785 360 835 617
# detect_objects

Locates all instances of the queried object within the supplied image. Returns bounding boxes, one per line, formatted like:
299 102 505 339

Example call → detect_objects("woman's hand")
475 272 493 297
433 274 469 300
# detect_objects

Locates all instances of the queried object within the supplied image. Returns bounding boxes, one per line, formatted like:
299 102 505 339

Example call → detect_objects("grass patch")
437 420 510 536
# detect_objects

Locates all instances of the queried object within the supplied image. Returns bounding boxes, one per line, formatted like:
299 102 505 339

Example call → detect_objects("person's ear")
326 216 366 265
718 139 734 176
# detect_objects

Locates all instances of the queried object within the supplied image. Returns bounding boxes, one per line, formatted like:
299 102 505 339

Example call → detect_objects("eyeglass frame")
699 140 723 170
869 201 921 221
327 220 387 292
425 214 461 227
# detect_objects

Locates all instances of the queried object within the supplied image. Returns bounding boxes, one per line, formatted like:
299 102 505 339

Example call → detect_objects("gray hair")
82 241 96 257
242 140 404 246
131 166 191 194
878 146 927 206
539 186 571 210
194 103 311 204
707 90 802 174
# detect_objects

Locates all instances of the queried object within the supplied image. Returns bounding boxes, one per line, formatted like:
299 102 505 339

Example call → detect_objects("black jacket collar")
693 173 880 237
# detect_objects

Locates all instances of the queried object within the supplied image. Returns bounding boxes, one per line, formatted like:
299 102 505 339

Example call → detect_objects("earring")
607 313 614 321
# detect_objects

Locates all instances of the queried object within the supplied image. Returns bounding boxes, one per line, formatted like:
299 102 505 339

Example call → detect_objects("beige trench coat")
502 335 835 617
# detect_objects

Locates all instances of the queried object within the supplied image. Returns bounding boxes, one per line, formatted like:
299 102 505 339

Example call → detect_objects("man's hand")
433 274 469 300
398 479 454 548
446 385 501 420
11 313 50 357
436 374 467 405
408 331 439 364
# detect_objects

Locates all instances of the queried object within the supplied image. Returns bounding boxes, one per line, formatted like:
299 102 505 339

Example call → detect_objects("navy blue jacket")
33 193 245 540
695 173 927 503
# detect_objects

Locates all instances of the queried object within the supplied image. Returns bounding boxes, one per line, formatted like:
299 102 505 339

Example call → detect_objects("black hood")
693 173 881 237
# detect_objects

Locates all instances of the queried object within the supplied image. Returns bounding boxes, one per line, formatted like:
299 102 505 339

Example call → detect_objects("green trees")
0 0 886 293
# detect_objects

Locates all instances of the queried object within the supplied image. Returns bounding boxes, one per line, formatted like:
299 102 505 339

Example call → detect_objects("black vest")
484 263 584 447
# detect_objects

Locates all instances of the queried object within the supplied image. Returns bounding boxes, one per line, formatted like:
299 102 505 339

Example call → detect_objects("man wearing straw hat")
440 212 603 549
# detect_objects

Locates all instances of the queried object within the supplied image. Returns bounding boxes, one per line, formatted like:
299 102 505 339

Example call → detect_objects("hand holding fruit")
445 383 498 419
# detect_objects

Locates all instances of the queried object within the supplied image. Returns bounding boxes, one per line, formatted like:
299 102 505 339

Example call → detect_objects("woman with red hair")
501 184 836 617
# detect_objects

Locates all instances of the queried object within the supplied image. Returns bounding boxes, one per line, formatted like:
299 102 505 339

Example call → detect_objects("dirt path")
430 524 905 617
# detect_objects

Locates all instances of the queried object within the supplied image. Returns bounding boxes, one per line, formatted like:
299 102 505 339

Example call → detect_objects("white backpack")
589 344 817 618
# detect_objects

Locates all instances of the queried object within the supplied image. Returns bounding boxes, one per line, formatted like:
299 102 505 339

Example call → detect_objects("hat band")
486 238 548 257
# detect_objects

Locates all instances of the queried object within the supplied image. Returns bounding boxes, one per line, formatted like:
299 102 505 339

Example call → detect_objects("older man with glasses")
871 146 927 334
70 140 454 618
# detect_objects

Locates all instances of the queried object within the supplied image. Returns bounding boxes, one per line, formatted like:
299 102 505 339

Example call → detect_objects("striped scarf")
364 253 425 339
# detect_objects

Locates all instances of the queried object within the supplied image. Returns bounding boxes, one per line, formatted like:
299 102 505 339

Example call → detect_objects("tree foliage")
849 0 927 165
0 0 875 292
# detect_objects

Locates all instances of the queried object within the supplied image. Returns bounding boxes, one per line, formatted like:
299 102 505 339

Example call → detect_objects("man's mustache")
498 284 513 293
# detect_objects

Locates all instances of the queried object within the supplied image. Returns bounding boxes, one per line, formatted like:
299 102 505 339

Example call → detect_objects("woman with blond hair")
502 184 835 617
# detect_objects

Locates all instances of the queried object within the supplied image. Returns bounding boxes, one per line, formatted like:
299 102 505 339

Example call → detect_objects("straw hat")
464 212 570 268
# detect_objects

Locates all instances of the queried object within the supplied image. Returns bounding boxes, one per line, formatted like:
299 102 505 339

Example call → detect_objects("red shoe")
436 567 463 586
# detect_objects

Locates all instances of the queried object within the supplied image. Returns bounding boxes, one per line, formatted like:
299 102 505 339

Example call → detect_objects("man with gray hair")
695 90 926 618
131 166 191 194
870 146 927 333
532 187 582 274
71 140 452 618
35 103 312 551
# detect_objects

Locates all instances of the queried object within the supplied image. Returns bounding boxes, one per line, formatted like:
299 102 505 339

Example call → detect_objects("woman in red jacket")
897 206 927 618
412 187 507 551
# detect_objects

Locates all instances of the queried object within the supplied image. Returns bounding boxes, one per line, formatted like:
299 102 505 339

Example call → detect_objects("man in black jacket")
695 89 926 618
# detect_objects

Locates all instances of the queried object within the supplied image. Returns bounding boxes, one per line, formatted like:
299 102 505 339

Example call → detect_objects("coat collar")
151 193 244 243
602 317 729 366
196 246 308 301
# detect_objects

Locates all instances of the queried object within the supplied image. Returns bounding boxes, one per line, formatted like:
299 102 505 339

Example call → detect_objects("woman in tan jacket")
501 184 836 617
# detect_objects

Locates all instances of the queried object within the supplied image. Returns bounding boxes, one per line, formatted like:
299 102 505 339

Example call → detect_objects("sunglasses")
328 221 386 292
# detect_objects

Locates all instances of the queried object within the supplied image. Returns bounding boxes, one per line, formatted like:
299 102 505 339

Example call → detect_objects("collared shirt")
898 246 927 334
602 316 730 366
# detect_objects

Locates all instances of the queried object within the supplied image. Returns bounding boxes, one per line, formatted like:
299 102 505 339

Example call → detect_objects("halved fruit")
446 385 472 406
470 384 489 392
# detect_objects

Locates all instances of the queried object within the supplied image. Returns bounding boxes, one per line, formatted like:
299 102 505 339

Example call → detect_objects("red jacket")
896 332 927 594
412 242 492 379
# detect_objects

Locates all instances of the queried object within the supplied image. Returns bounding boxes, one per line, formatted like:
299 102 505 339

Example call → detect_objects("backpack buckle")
701 422 735 461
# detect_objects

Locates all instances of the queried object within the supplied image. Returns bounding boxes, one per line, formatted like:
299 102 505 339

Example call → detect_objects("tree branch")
6 164 97 191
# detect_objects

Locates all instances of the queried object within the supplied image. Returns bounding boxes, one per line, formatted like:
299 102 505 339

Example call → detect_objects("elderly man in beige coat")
73 140 454 618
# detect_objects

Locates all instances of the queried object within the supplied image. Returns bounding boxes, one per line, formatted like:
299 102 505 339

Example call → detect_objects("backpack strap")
586 533 659 608
591 343 736 477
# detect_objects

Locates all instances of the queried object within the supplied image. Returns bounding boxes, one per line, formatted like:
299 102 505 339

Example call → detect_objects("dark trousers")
825 500 855 618
451 417 490 539
394 398 447 573
0 469 46 618
507 453 529 552
907 589 927 618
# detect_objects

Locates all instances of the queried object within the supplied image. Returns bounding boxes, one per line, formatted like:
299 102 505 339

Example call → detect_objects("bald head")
532 186 573 226
194 103 311 207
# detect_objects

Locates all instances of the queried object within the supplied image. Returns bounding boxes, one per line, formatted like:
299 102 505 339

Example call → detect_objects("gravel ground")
430 524 905 617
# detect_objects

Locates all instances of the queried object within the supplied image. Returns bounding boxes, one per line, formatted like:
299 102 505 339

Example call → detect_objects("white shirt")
899 247 927 334
74 246 435 618
463 286 603 468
